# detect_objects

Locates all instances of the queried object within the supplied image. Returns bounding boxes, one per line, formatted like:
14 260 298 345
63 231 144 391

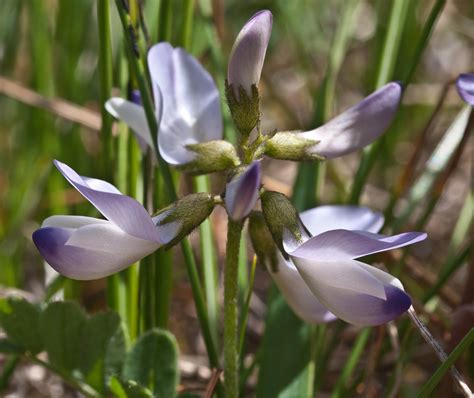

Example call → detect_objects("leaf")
104 320 128 384
109 376 154 398
80 311 121 375
0 298 43 354
123 329 179 398
0 339 23 354
39 301 86 372
256 286 312 398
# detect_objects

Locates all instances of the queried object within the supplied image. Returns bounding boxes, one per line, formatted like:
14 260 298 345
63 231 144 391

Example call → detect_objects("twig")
205 368 222 398
0 76 101 131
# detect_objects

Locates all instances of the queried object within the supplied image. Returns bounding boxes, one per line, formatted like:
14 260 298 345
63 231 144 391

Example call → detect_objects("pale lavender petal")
290 229 427 262
148 43 222 164
33 225 160 280
292 258 411 325
54 160 161 243
300 205 384 236
270 253 336 323
105 97 152 152
42 215 109 228
225 162 261 220
301 82 402 158
456 73 474 105
227 10 272 98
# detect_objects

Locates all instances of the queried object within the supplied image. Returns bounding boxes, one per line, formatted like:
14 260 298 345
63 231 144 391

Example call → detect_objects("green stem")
115 2 218 367
179 0 194 48
158 0 173 42
29 355 100 397
224 219 244 398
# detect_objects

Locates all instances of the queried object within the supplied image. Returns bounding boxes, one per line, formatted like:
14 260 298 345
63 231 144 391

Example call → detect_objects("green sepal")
248 211 279 272
260 190 310 259
178 140 240 175
265 132 324 161
225 80 260 138
154 192 216 249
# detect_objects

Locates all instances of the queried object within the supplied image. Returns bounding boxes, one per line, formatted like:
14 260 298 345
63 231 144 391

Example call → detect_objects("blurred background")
0 0 472 396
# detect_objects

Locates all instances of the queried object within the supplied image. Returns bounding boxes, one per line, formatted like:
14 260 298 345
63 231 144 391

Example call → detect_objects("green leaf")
123 329 179 398
104 321 128 384
39 301 86 372
0 298 42 354
418 329 474 398
256 287 312 398
109 376 154 398
80 311 121 375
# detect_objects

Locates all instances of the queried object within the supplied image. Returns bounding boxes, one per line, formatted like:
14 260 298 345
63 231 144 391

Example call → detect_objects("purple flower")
225 162 261 220
267 83 403 160
270 205 427 326
227 10 273 99
456 73 474 106
32 161 174 280
106 43 223 165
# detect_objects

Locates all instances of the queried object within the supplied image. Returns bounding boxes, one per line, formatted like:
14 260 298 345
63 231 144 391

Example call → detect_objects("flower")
227 10 273 99
266 82 403 160
32 161 173 280
456 73 474 106
225 162 261 221
269 205 427 326
106 42 224 167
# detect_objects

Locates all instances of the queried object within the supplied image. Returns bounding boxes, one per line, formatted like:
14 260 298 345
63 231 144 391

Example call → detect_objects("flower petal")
300 205 384 236
227 10 273 98
54 160 161 243
292 257 411 324
42 215 109 228
456 73 474 106
148 43 222 164
33 225 160 280
270 254 336 323
291 257 387 300
225 162 261 220
105 97 153 152
290 229 427 262
301 82 402 158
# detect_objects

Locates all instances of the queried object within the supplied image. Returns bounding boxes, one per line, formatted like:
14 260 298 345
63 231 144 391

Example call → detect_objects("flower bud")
260 190 310 259
265 131 323 161
154 193 216 248
248 211 279 272
227 10 272 99
178 140 240 175
225 162 261 221
226 10 272 138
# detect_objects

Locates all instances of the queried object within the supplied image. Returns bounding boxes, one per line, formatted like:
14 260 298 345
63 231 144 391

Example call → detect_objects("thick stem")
407 307 472 396
224 219 244 398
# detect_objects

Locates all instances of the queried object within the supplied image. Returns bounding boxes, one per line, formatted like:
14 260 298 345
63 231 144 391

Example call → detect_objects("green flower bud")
265 132 324 161
248 211 279 272
225 80 260 138
260 190 310 259
154 193 217 248
178 140 240 175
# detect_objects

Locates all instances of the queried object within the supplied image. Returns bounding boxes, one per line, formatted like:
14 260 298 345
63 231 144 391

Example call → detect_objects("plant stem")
115 1 218 368
224 219 244 398
407 307 472 396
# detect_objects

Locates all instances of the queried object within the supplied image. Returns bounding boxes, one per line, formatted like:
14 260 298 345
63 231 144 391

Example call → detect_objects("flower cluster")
33 10 430 327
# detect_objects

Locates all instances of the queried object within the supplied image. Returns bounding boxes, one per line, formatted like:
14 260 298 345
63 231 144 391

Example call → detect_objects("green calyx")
179 140 240 175
249 211 279 273
154 192 216 249
225 80 260 139
260 190 309 259
265 132 324 161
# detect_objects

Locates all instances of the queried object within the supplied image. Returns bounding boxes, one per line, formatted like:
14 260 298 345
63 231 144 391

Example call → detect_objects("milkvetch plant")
27 5 473 398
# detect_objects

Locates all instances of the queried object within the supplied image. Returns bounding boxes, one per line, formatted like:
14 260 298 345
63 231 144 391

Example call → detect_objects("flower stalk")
224 219 244 398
